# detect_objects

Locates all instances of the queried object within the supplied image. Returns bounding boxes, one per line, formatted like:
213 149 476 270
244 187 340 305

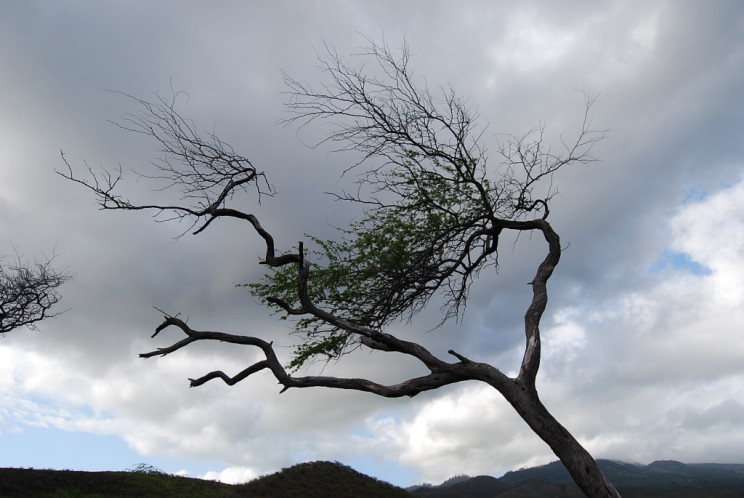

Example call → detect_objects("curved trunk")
505 381 622 498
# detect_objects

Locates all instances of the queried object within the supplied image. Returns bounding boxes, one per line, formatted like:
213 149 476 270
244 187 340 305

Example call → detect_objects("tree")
60 42 620 497
0 253 71 334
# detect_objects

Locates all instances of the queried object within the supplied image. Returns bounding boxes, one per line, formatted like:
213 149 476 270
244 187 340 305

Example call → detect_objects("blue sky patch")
682 186 709 204
348 456 420 487
0 426 224 477
648 250 712 276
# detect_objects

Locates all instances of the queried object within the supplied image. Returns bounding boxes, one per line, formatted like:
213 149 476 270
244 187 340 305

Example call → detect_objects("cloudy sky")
2 0 744 488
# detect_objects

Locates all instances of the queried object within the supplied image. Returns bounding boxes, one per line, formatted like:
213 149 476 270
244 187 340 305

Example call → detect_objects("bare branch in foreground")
142 313 471 397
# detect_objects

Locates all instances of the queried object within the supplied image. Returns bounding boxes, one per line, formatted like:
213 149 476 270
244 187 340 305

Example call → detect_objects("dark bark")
506 381 621 498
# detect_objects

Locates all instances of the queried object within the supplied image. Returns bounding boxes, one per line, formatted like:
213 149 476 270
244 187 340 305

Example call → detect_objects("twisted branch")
142 313 474 397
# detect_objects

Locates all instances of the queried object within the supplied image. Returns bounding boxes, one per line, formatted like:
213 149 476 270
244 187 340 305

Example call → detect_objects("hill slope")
0 467 238 497
4 459 744 497
234 461 412 497
0 461 411 498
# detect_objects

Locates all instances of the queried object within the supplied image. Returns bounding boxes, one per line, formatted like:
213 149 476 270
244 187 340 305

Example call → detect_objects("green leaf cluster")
250 153 497 369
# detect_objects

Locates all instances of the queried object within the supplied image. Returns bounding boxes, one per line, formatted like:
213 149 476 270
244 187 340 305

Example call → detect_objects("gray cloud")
1 0 743 486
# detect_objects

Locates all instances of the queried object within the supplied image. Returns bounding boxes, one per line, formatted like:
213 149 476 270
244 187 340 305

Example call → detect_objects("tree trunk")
502 381 622 498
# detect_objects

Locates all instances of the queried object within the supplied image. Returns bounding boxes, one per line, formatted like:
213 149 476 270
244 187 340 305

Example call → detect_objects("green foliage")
250 152 499 369
246 47 596 372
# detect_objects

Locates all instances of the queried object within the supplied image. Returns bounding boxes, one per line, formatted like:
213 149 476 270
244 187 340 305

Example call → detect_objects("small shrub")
125 463 167 475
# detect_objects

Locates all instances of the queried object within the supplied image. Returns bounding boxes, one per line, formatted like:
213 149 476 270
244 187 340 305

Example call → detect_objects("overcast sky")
1 0 744 488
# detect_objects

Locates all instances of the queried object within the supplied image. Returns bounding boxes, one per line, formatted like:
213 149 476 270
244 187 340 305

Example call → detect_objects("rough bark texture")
509 384 619 497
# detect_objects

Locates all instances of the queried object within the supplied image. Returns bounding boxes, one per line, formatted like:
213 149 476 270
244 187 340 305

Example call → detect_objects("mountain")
412 475 511 497
410 460 744 498
3 459 744 497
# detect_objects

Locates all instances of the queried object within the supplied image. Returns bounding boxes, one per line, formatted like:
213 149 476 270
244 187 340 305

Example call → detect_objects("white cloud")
201 466 259 484
543 308 588 362
330 175 744 483
489 12 577 74
672 183 744 306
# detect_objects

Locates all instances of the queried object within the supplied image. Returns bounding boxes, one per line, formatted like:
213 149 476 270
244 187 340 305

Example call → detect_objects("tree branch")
0 253 71 334
143 313 469 397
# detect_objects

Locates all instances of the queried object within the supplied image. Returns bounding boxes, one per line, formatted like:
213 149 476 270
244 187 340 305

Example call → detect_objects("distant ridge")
410 460 744 498
2 459 744 497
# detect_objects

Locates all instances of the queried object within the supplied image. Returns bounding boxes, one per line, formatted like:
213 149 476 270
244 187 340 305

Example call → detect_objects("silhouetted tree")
61 42 619 497
0 253 70 334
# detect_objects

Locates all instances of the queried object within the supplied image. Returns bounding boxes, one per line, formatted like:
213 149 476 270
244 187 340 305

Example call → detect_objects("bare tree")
60 42 620 497
0 253 71 334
